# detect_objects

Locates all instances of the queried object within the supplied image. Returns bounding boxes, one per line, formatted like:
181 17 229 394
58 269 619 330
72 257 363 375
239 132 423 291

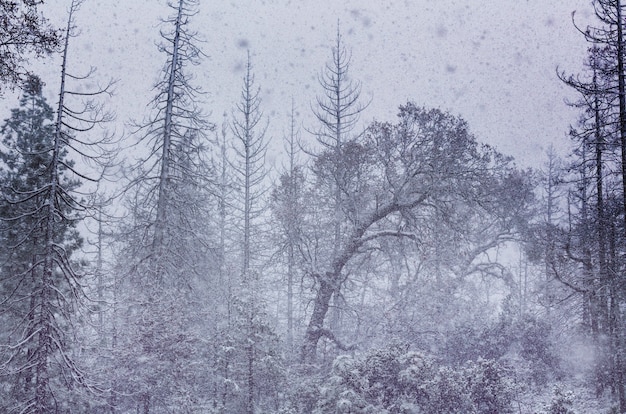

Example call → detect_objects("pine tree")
112 0 214 411
0 75 83 413
0 0 115 409
226 50 277 414
562 5 626 405
271 100 306 354
230 50 270 280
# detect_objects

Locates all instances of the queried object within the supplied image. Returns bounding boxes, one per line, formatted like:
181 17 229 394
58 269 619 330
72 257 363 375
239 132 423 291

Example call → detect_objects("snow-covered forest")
1 0 626 413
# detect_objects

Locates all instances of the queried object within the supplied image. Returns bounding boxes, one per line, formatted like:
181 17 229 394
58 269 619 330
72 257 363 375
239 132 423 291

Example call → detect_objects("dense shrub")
310 344 516 413
443 310 559 386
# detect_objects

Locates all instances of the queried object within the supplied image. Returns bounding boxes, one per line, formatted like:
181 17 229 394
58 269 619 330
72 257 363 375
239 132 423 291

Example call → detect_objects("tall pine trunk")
615 1 626 409
33 7 73 411
153 0 184 256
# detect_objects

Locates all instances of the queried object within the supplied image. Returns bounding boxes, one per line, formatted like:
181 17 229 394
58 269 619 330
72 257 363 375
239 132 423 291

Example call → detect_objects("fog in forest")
1 1 625 413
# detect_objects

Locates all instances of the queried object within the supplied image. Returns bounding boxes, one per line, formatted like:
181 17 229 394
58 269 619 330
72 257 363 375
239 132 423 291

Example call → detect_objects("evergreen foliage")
0 75 85 414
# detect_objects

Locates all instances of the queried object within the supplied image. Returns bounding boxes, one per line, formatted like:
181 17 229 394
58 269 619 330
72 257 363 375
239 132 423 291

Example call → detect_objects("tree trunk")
300 197 424 362
246 336 255 414
154 0 184 253
616 1 626 409
301 277 335 363
33 4 73 410
142 392 150 414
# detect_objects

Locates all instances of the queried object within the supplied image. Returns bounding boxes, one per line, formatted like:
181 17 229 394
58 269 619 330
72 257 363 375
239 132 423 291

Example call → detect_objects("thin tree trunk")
594 73 609 336
615 1 626 409
286 98 299 353
154 0 184 253
287 231 294 352
246 331 255 414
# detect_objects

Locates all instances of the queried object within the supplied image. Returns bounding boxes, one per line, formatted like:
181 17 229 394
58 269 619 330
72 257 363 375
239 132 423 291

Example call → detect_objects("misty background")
4 0 591 166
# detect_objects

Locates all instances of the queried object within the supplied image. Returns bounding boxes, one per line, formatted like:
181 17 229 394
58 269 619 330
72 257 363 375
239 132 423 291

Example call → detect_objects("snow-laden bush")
443 307 560 387
311 344 516 413
539 387 576 414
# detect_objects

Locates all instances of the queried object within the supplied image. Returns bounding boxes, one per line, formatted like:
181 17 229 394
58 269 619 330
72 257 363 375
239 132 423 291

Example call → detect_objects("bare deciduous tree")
301 104 533 364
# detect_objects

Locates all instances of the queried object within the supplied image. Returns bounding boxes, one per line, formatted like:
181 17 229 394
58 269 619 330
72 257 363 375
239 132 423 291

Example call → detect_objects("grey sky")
9 0 594 167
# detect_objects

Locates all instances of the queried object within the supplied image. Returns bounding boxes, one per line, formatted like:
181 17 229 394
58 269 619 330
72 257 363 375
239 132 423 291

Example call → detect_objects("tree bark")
301 277 335 363
615 1 626 409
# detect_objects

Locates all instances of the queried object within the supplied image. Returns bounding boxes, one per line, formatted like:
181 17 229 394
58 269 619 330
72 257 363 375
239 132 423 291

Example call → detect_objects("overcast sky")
7 0 596 168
